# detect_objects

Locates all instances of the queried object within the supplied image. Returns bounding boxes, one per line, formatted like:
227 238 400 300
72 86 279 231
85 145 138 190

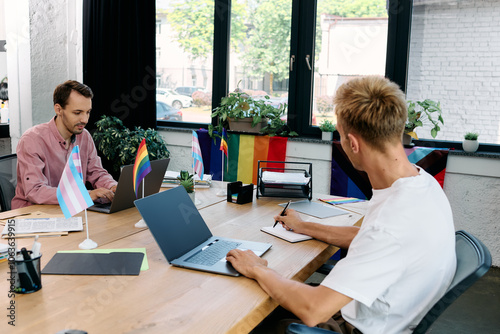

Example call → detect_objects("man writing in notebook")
12 80 117 209
226 76 456 334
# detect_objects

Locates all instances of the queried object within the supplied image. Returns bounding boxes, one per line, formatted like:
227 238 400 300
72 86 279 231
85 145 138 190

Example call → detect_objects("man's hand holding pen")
273 208 305 234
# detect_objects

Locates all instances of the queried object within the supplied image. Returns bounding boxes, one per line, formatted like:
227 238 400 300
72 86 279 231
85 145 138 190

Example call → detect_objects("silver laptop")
134 186 272 276
89 158 170 214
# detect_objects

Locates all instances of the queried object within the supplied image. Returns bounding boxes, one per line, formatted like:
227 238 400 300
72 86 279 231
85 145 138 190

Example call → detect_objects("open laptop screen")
135 186 213 261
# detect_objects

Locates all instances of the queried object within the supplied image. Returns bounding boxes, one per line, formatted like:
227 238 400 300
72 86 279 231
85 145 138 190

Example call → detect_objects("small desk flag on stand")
57 145 94 218
217 129 228 196
133 138 152 199
57 145 96 249
192 131 204 180
220 128 228 157
133 138 152 228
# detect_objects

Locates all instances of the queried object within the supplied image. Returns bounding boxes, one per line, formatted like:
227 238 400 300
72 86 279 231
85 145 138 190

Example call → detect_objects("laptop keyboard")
185 240 241 266
92 202 111 209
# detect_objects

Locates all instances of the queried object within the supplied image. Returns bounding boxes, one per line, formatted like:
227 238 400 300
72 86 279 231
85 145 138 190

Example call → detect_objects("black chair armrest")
316 263 335 276
286 323 339 334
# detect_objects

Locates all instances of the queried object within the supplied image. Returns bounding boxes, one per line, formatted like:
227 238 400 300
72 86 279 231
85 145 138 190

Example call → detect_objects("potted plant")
404 99 444 145
209 81 297 138
463 132 479 153
178 170 195 202
92 116 170 178
319 119 336 141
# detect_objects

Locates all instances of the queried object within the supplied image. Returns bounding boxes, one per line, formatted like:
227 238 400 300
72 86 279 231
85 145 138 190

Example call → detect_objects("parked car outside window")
174 86 206 97
157 88 192 109
156 101 182 121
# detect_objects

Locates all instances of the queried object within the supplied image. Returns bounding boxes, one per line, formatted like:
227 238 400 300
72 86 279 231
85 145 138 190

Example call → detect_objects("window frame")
158 0 500 152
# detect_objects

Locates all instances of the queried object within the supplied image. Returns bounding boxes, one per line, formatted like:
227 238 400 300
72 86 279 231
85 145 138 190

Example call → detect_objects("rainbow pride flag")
133 138 152 198
220 128 228 156
196 129 288 184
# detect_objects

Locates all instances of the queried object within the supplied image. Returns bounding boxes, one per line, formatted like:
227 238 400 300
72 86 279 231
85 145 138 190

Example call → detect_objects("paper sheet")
1 216 83 235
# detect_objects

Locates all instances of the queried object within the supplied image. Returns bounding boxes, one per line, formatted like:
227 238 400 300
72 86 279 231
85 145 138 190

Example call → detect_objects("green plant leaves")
92 115 170 173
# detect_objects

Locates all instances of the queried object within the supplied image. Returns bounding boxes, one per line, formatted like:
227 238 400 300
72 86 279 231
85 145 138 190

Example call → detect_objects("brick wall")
407 0 500 144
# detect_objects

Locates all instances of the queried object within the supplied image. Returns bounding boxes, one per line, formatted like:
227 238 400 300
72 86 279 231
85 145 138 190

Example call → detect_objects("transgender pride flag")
192 131 204 180
57 146 94 218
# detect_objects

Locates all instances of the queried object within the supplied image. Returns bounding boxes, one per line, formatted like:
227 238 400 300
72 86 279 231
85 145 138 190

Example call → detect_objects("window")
229 0 292 120
407 0 500 146
155 0 388 138
155 0 214 125
313 1 388 127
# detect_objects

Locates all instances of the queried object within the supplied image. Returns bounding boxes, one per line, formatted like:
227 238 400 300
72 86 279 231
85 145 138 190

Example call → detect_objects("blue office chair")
286 230 492 334
0 153 17 212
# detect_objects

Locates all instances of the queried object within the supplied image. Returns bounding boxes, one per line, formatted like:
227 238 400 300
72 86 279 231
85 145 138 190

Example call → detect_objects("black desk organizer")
227 181 254 204
256 161 312 200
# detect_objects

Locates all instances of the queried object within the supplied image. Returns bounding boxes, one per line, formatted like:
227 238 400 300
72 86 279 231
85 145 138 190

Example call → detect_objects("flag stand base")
79 238 98 250
135 219 147 228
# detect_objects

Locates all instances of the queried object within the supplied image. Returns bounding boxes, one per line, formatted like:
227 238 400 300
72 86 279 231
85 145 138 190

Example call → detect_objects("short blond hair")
334 76 407 150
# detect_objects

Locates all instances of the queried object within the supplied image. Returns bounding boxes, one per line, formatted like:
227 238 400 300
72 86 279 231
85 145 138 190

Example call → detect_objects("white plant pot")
462 139 479 153
321 132 333 141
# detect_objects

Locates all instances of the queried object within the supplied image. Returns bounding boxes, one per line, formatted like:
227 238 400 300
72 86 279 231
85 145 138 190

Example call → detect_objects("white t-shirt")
321 168 456 334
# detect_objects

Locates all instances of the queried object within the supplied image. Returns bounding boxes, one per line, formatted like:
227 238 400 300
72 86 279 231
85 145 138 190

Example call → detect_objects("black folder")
42 252 144 276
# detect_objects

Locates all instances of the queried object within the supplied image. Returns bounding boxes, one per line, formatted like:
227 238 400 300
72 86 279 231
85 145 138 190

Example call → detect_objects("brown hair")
334 76 407 150
53 80 93 108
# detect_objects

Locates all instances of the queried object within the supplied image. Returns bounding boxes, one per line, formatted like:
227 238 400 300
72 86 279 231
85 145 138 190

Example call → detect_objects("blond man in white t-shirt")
226 76 456 334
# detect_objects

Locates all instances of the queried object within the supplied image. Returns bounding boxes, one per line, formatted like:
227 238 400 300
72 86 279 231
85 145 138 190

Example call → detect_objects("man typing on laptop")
226 76 456 333
12 80 117 209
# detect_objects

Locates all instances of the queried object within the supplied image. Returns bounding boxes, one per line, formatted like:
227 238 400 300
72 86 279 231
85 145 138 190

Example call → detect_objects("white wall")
0 0 7 81
3 0 83 152
407 0 500 144
443 154 500 266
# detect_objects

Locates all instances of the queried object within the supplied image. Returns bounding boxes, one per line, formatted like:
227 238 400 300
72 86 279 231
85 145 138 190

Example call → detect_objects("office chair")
286 230 492 334
0 153 17 212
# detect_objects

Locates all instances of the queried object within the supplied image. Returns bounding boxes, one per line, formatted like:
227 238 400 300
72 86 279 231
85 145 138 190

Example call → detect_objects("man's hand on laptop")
226 249 268 279
89 187 115 202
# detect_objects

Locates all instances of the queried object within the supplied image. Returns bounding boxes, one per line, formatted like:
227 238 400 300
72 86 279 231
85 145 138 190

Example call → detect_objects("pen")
273 200 292 228
21 247 41 289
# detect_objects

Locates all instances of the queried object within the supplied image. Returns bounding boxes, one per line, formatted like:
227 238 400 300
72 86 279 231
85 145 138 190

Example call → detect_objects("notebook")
134 186 272 276
261 225 312 243
88 158 170 214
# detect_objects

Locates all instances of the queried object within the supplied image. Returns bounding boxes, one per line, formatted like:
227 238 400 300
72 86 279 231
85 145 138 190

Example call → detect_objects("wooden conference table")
0 184 366 334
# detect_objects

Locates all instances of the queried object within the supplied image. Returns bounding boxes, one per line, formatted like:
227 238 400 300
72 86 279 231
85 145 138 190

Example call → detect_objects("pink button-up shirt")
11 117 117 209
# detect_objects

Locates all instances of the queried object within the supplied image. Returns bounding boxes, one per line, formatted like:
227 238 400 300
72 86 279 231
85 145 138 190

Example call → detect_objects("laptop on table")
88 158 170 214
134 186 272 276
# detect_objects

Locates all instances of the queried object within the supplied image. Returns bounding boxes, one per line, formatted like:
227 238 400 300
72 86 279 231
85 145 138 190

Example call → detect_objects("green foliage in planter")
464 132 479 140
178 170 194 193
208 82 297 139
405 99 444 139
92 116 170 173
319 119 336 132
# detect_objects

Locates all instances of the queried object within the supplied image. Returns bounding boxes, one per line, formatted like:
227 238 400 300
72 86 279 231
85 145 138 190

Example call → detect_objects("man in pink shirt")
12 80 117 209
